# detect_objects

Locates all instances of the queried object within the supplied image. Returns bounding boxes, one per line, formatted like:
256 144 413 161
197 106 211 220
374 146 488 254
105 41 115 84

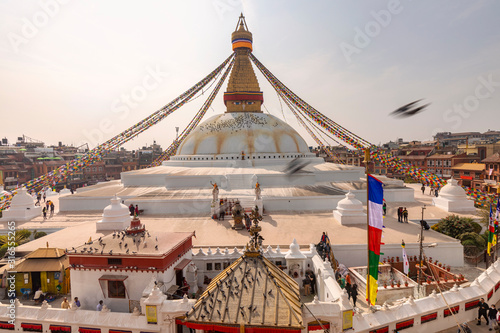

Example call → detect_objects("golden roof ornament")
224 14 263 113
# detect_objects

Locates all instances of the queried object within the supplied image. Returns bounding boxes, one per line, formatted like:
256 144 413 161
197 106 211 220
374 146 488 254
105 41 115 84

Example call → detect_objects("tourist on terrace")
129 204 134 216
402 208 408 223
421 184 425 194
351 283 358 307
397 207 402 222
74 297 81 308
42 207 47 220
477 298 489 326
61 297 70 309
96 300 104 311
382 201 387 216
135 205 139 216
488 304 497 330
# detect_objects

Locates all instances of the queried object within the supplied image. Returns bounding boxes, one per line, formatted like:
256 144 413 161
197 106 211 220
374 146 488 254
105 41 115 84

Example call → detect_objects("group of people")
303 267 316 296
476 297 499 330
128 204 140 217
421 184 439 197
397 207 408 223
41 200 55 220
335 270 359 307
317 232 331 261
60 296 81 309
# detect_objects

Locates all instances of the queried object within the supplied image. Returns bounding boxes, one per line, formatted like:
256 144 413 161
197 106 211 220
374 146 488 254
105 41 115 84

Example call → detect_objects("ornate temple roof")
185 254 303 330
183 213 303 331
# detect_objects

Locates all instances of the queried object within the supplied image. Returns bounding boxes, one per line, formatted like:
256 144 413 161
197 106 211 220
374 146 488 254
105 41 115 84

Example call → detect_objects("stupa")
0 187 42 222
59 16 411 215
433 178 476 213
96 195 131 231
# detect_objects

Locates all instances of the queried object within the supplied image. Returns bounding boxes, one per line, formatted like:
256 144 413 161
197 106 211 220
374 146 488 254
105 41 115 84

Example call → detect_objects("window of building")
108 280 126 298
206 263 212 271
223 262 230 269
108 258 122 266
214 263 221 270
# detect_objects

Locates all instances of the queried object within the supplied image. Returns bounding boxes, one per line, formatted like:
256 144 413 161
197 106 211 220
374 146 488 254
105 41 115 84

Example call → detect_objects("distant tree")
34 231 47 239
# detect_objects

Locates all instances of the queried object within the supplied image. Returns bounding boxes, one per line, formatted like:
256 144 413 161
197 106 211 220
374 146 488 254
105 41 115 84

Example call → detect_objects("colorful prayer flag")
367 174 384 306
488 203 497 255
402 241 409 275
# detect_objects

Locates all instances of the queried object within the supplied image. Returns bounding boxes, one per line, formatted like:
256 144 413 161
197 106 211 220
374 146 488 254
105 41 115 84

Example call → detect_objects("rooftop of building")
451 163 485 171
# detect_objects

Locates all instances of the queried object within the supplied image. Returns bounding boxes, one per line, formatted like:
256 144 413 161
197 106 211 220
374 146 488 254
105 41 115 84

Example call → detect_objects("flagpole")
365 148 370 305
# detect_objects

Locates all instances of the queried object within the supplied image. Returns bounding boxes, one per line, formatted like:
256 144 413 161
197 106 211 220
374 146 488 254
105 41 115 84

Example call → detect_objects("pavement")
11 182 481 255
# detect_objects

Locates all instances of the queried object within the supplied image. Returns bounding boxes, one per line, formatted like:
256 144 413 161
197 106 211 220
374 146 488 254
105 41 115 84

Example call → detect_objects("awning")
15 258 68 272
0 321 14 330
79 328 101 333
49 325 71 332
109 330 132 333
21 323 42 331
174 259 191 271
98 275 128 281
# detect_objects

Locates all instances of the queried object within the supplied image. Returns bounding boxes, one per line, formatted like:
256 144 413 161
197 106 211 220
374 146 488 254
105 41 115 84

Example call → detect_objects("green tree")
34 231 47 239
458 232 487 250
432 215 477 239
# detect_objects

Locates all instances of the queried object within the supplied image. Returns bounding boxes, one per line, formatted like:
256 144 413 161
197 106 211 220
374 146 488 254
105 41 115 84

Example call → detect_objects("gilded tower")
223 14 263 113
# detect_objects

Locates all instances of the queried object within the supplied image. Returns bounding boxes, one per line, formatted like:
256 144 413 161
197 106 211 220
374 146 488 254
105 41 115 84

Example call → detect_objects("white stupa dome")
11 187 35 207
438 178 468 200
96 195 131 231
176 112 309 156
336 191 364 214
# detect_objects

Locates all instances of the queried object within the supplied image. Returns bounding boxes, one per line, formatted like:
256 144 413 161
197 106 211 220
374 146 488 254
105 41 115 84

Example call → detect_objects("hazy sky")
1 0 499 150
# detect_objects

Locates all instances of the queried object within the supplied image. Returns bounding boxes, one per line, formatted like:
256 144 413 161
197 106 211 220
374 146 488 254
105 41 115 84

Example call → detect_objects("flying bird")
390 99 431 118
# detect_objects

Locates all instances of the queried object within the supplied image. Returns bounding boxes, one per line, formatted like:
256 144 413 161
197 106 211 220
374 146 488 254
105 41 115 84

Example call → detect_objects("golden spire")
224 14 263 113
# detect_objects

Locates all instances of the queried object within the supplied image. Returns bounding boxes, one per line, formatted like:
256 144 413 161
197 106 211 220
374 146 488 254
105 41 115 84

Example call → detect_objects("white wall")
70 252 191 313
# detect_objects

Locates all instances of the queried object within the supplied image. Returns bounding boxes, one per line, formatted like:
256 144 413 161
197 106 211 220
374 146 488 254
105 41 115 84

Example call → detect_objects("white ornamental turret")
0 187 42 222
333 191 366 225
96 195 131 231
433 178 475 213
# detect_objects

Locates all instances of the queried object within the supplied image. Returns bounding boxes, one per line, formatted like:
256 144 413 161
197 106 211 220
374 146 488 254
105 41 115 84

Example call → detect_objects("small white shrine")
333 191 367 225
96 195 132 231
0 187 42 222
433 178 476 213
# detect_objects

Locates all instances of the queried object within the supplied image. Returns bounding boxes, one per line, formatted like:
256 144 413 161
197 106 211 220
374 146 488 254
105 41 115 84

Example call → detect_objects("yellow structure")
15 248 70 296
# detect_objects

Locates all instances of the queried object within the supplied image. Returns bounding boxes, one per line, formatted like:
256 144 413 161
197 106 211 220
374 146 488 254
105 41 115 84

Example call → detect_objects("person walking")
488 304 498 330
403 208 408 223
351 283 358 307
42 207 47 220
382 202 387 216
397 207 403 222
43 192 46 202
135 205 139 216
421 184 425 194
129 204 134 216
477 298 489 326
50 202 55 217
